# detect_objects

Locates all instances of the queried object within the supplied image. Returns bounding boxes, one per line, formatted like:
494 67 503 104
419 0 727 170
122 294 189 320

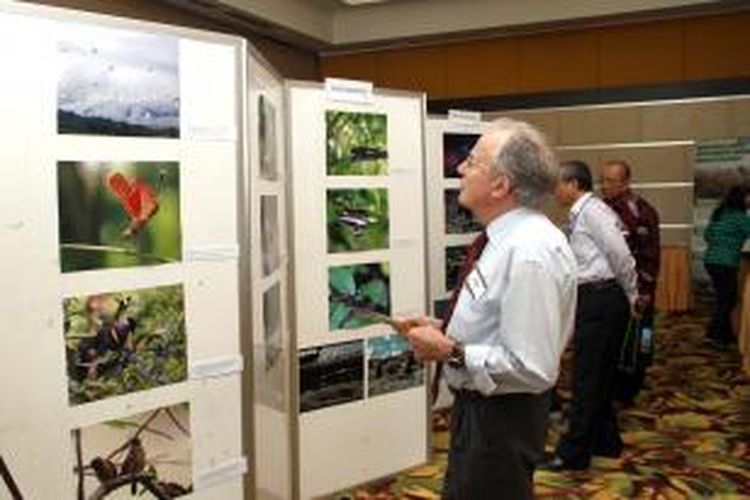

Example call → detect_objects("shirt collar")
570 191 593 216
485 206 533 245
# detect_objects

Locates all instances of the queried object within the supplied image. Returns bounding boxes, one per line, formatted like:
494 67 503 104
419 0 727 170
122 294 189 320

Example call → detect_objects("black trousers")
556 281 630 468
442 390 549 500
705 263 739 343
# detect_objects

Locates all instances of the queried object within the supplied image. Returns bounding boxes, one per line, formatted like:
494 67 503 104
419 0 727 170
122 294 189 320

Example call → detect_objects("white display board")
424 114 490 409
247 50 293 500
0 2 245 498
287 81 429 498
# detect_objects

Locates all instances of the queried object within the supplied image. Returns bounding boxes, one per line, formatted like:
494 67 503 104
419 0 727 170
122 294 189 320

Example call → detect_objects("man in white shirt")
406 118 577 499
544 159 637 471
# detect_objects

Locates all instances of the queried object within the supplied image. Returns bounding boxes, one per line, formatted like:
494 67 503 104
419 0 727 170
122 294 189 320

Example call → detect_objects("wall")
321 11 750 100
31 0 320 79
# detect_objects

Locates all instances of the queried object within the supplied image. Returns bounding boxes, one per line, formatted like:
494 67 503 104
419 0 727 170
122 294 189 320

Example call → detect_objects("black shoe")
593 446 622 459
539 453 588 472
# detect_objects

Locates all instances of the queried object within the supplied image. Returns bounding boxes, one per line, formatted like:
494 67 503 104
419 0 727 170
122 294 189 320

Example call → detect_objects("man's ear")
489 174 510 200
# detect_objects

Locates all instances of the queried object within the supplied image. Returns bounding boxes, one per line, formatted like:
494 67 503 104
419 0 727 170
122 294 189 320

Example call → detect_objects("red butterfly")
106 172 159 237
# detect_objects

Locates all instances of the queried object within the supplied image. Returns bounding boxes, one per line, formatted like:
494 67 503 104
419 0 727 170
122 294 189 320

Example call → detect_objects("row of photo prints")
442 133 481 294
299 335 424 413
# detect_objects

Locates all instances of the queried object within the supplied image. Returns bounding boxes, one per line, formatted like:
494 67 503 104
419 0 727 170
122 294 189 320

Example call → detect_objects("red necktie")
430 231 489 403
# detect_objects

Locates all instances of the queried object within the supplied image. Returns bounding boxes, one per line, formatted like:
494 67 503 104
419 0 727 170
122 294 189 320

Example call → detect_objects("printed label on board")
190 355 243 379
186 245 239 262
325 77 374 105
195 456 248 490
448 109 482 125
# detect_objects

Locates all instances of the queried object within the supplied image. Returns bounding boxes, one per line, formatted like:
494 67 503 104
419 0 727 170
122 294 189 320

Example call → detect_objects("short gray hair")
487 118 557 208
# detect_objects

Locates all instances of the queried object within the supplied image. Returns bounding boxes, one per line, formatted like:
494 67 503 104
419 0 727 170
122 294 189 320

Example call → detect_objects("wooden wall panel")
597 19 683 87
641 101 733 141
320 52 382 83
322 12 750 100
558 107 642 145
377 45 447 97
518 31 598 93
633 186 693 224
443 38 519 98
684 12 750 81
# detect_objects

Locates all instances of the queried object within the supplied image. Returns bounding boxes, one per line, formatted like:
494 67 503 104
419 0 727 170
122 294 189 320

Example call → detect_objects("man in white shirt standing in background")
544 159 638 471
405 118 577 500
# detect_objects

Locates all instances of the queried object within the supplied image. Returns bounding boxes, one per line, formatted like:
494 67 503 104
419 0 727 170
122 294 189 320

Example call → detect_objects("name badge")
465 267 487 300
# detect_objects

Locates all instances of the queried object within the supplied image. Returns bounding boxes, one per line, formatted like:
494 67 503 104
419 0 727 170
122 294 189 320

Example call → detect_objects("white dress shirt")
567 192 637 303
445 207 578 396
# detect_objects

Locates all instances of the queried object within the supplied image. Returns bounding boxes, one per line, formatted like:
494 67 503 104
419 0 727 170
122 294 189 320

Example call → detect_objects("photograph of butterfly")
63 284 187 405
327 188 389 253
57 161 181 273
329 262 390 331
326 110 388 176
72 403 191 499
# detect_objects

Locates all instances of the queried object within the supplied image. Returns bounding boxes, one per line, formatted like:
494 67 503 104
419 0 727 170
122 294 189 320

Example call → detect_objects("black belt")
578 278 618 292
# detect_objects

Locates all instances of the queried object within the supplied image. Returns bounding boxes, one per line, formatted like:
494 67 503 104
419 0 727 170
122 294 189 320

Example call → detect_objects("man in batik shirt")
600 159 661 405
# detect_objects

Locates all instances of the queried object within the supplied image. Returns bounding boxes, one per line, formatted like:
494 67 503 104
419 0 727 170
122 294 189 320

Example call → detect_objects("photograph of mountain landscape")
57 23 179 137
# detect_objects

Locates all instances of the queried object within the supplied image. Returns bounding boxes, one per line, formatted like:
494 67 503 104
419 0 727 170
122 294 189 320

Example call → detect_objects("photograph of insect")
326 110 388 176
327 188 389 253
57 161 181 272
329 262 390 331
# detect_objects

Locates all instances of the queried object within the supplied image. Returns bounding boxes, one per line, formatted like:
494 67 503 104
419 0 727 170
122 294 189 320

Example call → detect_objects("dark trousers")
443 390 549 500
614 304 654 405
556 281 630 468
705 263 739 343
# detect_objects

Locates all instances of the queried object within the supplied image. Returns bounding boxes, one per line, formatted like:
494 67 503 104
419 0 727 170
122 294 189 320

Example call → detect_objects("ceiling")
202 0 745 50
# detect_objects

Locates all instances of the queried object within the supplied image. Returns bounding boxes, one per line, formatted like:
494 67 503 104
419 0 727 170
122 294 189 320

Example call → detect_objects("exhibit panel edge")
286 81 430 499
0 2 248 499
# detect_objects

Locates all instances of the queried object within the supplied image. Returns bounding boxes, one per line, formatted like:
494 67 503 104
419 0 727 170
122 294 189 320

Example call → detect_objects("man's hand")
632 293 650 320
405 324 455 362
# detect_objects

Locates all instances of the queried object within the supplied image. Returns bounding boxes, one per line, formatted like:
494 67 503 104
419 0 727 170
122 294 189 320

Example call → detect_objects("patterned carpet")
336 308 750 499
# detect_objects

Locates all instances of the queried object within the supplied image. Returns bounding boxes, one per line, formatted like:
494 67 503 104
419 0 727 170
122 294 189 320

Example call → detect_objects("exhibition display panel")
287 81 430 498
0 2 246 498
424 114 488 410
246 50 293 500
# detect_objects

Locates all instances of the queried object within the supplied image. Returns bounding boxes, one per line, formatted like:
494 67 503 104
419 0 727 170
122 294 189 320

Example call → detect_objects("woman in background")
704 185 750 346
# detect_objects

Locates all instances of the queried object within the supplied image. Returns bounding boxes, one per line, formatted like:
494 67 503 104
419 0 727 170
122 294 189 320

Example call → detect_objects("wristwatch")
446 339 466 368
